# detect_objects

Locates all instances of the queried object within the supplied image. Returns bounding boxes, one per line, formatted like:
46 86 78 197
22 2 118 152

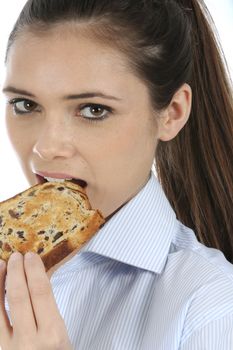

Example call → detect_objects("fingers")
0 253 71 349
0 259 12 342
24 252 65 333
6 252 37 337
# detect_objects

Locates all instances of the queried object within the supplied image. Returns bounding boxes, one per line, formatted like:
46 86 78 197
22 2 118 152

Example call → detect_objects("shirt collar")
83 171 178 273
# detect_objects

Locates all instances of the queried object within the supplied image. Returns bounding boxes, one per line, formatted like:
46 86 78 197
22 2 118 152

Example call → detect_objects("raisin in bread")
0 181 105 272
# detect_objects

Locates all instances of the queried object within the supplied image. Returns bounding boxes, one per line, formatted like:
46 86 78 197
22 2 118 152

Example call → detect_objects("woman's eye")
78 104 112 122
8 99 39 115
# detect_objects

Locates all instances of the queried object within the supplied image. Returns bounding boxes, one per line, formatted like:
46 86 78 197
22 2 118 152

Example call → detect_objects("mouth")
35 174 88 188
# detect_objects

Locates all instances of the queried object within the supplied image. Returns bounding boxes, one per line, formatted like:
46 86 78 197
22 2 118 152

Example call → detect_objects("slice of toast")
0 181 105 272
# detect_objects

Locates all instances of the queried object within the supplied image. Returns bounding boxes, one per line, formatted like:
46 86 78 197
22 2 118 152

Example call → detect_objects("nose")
33 121 77 161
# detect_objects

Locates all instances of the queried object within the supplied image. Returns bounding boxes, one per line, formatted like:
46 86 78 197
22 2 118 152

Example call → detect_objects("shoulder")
165 224 233 346
168 221 233 287
167 223 233 305
178 256 233 343
164 240 233 319
179 313 233 349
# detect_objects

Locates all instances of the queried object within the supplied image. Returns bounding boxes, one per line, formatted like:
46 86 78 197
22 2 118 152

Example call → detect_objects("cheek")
101 123 139 155
117 117 154 153
5 117 33 159
93 117 155 169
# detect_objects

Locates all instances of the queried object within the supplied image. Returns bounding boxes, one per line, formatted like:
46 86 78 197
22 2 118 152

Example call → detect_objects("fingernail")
10 252 22 261
25 252 36 260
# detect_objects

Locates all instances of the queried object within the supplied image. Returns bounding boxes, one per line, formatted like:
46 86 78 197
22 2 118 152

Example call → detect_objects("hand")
0 252 73 350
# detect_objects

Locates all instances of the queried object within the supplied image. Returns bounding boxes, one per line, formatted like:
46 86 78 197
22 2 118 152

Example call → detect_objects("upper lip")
34 171 80 179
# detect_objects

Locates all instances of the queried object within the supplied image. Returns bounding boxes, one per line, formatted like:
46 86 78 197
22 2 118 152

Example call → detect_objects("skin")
0 24 192 349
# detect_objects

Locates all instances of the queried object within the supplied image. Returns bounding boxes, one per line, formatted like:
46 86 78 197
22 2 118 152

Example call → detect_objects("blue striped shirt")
5 171 233 349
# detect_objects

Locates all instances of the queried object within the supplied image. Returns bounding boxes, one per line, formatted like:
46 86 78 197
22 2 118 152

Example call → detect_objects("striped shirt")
5 171 233 349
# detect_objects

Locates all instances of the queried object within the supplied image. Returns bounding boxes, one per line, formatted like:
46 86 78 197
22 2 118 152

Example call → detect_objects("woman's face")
3 26 159 218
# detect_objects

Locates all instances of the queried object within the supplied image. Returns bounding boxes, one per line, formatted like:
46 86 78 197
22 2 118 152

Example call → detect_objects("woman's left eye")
8 98 39 115
78 104 112 122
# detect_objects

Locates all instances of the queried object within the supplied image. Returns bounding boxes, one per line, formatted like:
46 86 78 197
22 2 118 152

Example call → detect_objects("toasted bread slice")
0 181 105 272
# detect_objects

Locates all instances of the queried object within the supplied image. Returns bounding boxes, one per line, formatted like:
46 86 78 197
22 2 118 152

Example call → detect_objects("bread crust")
41 210 104 271
0 181 105 272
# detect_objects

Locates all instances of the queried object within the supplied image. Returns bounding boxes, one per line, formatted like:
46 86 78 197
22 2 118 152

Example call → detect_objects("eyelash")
7 98 113 123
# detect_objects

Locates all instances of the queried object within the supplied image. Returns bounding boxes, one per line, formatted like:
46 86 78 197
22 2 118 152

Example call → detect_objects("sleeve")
179 313 233 350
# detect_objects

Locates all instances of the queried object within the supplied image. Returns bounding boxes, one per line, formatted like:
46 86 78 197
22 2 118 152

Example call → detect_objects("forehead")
5 25 153 110
5 26 147 99
7 26 128 80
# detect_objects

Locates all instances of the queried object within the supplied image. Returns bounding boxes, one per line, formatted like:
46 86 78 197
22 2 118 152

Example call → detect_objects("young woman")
0 0 233 349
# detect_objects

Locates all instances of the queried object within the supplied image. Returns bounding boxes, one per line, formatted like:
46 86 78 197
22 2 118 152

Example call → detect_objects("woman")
1 0 233 349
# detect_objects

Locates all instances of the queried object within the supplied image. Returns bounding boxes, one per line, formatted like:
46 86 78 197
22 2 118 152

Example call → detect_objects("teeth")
44 176 72 183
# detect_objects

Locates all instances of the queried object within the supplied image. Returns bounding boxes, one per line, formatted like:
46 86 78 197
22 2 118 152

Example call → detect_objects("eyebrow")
2 86 122 101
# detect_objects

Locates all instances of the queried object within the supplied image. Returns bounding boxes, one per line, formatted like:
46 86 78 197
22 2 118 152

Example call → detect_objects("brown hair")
156 0 233 261
6 0 233 261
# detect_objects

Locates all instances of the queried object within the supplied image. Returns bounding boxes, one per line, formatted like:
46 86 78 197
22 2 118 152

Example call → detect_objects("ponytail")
155 0 233 262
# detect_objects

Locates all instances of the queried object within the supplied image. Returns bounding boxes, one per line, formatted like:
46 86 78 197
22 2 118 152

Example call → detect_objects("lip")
35 171 74 179
33 171 88 188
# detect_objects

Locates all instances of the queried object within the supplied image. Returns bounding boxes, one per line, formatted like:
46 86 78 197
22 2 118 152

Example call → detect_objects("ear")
158 83 192 142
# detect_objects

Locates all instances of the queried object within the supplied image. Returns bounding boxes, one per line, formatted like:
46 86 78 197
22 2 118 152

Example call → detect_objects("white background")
0 0 232 201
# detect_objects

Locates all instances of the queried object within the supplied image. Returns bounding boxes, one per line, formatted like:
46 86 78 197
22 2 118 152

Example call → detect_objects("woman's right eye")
8 98 39 115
